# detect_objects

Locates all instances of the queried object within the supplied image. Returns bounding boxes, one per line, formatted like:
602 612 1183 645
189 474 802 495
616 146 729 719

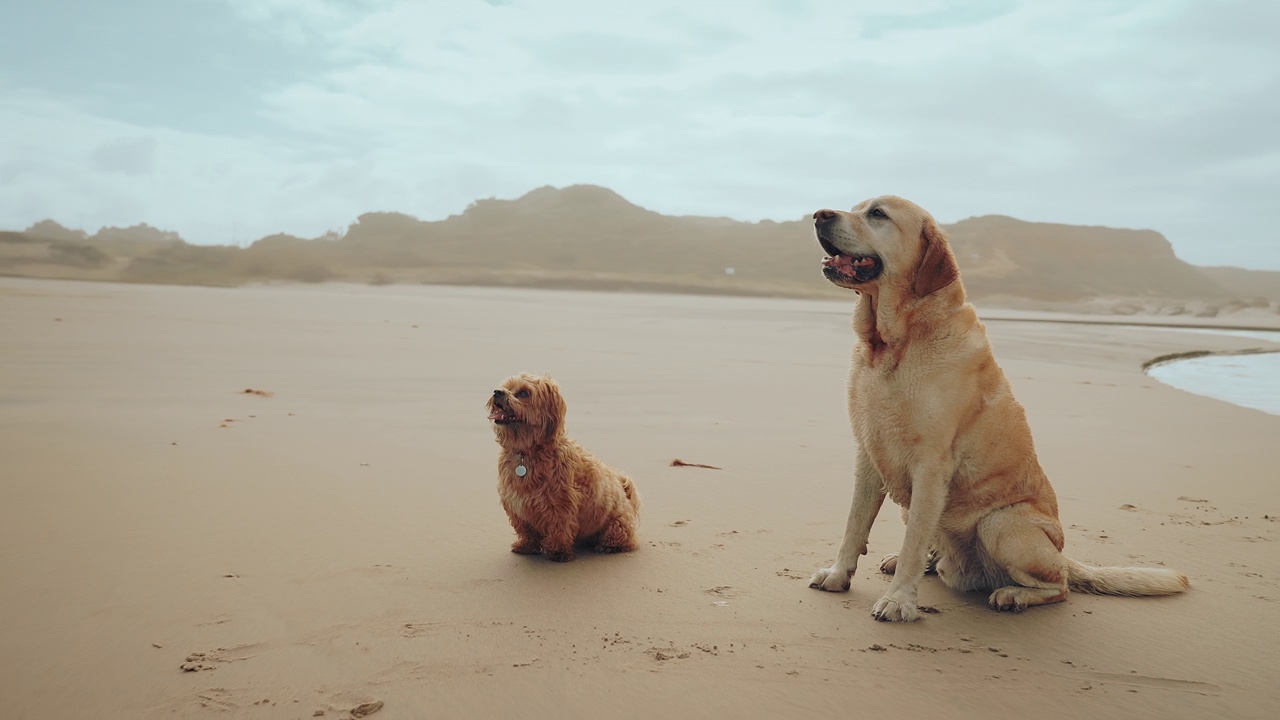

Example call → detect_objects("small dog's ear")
913 218 959 297
539 377 566 440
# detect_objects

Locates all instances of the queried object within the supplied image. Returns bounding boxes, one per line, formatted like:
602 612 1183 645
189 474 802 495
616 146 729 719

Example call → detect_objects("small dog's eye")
515 389 530 399
869 207 887 219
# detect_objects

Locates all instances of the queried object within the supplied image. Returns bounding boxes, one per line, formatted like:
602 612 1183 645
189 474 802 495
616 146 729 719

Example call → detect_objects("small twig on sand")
670 458 721 470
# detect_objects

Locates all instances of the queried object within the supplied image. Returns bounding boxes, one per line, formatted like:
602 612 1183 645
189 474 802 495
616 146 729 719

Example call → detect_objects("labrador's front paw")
871 592 921 622
809 565 854 592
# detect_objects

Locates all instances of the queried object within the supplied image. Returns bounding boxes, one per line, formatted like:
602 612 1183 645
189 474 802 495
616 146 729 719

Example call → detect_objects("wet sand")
1 277 1278 719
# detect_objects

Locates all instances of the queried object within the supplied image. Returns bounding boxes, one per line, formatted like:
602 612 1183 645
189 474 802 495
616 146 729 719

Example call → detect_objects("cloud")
90 136 158 176
0 0 1277 268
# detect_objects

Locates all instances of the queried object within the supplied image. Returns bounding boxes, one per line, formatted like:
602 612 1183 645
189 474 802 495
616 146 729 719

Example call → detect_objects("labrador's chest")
848 357 939 506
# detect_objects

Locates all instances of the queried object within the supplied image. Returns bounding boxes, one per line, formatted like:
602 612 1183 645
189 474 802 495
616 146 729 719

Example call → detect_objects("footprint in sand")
195 689 238 711
180 643 259 672
716 528 770 537
647 646 692 661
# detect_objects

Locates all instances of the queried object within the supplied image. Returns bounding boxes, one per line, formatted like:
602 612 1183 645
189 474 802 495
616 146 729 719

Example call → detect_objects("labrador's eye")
869 207 887 219
515 389 531 399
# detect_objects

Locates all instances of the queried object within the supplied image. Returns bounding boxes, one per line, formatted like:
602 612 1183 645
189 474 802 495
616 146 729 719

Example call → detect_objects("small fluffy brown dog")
487 373 640 562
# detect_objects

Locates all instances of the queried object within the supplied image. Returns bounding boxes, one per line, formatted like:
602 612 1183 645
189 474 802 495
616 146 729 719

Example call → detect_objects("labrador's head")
813 196 958 298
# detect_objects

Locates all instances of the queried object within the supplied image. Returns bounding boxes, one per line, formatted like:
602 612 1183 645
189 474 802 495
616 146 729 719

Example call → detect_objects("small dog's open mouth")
488 407 521 425
822 254 883 283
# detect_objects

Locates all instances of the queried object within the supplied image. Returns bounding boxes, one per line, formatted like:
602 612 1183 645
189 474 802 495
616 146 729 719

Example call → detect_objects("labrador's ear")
913 218 959 297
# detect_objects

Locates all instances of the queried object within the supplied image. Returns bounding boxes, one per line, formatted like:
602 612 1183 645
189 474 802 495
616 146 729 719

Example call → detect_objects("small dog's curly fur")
487 373 640 562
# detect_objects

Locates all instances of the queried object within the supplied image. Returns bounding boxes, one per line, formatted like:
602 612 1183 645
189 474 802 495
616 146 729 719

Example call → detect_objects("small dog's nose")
813 208 838 224
493 389 506 397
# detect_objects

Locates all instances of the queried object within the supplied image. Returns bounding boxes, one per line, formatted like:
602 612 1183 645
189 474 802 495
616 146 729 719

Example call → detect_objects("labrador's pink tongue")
488 410 504 420
823 255 853 277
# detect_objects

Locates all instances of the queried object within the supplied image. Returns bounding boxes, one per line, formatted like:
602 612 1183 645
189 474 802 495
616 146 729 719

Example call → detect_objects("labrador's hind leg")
977 504 1069 612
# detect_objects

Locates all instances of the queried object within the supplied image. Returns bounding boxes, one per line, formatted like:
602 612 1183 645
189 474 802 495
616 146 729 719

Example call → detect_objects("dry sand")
1 277 1278 719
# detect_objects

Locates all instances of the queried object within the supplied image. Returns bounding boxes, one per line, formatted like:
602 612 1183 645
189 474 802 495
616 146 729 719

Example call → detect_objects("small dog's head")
487 373 567 448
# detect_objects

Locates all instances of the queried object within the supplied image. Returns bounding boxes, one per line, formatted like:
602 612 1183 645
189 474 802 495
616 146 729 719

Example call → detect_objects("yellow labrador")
807 196 1188 621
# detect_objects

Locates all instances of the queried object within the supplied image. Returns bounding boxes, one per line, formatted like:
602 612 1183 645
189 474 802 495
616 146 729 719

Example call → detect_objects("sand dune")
1 277 1278 718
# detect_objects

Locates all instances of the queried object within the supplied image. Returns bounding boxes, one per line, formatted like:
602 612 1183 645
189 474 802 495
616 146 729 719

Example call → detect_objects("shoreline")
1141 346 1280 372
1141 329 1280 416
5 274 1280 333
984 314 1280 334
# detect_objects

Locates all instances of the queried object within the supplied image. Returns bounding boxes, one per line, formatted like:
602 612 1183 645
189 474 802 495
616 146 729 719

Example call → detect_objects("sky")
1 0 1277 269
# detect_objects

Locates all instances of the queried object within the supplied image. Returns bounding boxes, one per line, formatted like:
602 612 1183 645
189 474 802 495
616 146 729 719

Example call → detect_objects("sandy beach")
2 276 1278 719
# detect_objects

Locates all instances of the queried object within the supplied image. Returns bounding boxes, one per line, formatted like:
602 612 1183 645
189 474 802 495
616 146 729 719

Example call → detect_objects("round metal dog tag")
515 464 527 477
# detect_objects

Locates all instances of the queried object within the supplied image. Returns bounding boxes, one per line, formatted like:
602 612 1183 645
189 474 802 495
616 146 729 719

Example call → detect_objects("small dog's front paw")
871 593 921 622
592 544 630 554
809 565 853 592
511 540 541 555
545 550 574 563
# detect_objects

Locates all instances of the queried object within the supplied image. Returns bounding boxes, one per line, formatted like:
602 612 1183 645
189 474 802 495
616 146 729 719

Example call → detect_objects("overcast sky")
2 0 1277 268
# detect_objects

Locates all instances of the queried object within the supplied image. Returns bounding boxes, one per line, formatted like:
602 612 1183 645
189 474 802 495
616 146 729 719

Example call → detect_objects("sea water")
1145 329 1280 417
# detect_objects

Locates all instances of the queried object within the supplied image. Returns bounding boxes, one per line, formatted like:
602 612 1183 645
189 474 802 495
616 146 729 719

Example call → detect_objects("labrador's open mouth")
822 254 883 283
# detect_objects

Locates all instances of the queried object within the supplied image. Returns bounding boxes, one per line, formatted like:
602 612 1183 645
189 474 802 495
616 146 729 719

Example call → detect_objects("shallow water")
1145 329 1280 416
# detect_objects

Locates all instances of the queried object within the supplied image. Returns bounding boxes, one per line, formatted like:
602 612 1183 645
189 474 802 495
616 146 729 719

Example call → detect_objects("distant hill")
3 185 1279 316
944 215 1230 301
1198 266 1280 302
